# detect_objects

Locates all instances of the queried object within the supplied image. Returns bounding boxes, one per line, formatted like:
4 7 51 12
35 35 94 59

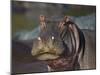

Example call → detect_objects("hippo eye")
52 36 54 40
37 37 41 41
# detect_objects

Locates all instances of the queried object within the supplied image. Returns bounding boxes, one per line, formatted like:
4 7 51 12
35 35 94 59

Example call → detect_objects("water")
73 13 96 30
13 27 40 40
13 13 96 41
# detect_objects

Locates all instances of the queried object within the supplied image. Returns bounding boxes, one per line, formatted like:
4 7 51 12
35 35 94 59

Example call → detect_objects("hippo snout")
31 37 65 60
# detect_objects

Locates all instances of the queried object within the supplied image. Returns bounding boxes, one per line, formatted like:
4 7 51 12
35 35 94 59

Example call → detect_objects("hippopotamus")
12 15 96 74
31 15 85 71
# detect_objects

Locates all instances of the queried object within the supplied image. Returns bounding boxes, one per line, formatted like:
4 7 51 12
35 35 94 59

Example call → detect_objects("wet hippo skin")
12 29 96 74
12 16 96 74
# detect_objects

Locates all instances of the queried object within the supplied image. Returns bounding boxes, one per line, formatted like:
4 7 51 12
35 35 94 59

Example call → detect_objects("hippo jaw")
31 37 65 60
31 49 61 60
31 46 64 60
36 53 60 60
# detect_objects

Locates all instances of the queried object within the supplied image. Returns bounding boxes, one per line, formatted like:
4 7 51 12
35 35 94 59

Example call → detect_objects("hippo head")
31 15 72 60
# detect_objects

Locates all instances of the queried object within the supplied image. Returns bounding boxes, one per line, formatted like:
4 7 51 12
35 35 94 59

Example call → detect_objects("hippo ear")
39 15 46 31
58 21 65 32
58 16 71 30
63 16 71 22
